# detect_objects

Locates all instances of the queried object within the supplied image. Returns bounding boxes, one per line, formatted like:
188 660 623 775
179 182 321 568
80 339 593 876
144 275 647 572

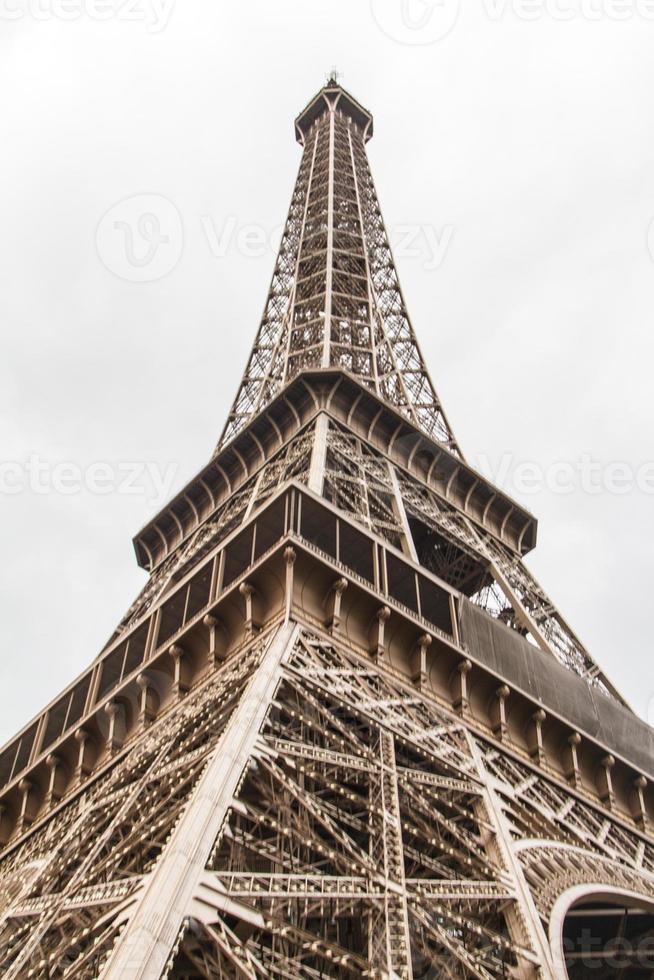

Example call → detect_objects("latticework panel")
192 631 537 978
347 124 457 453
483 747 654 878
217 127 317 447
0 640 266 979
323 422 405 549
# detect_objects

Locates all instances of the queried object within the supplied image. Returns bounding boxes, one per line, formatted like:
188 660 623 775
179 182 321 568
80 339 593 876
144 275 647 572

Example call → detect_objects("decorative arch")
516 840 654 977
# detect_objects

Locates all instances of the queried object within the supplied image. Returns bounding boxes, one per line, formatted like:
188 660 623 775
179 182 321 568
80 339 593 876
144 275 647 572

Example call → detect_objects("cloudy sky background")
1 0 653 745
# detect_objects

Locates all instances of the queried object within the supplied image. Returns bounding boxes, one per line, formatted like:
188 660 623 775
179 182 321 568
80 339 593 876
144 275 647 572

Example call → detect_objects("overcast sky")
1 0 653 746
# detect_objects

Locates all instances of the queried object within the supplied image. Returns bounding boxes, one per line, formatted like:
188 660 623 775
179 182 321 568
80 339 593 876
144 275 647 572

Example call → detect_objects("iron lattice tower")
1 80 653 979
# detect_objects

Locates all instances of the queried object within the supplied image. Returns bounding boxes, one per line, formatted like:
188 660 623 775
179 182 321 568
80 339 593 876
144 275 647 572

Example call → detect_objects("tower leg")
469 734 556 979
101 621 299 980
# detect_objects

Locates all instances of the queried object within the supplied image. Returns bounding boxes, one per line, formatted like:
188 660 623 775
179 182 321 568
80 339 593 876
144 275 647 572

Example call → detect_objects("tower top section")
219 78 456 455
294 79 374 145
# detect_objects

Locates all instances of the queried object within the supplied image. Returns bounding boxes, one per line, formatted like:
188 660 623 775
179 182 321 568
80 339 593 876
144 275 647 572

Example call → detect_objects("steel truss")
4 624 651 977
218 82 458 455
0 637 267 977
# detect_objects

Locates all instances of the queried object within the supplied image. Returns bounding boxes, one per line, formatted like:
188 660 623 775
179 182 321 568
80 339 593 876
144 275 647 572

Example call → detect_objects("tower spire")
218 81 460 456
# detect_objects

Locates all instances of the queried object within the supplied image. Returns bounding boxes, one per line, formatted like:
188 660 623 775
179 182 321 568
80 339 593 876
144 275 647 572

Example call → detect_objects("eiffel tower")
1 78 653 980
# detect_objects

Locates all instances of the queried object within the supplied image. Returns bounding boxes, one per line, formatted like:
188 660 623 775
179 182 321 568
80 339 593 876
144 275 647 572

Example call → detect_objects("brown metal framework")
1 79 653 979
218 80 459 455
